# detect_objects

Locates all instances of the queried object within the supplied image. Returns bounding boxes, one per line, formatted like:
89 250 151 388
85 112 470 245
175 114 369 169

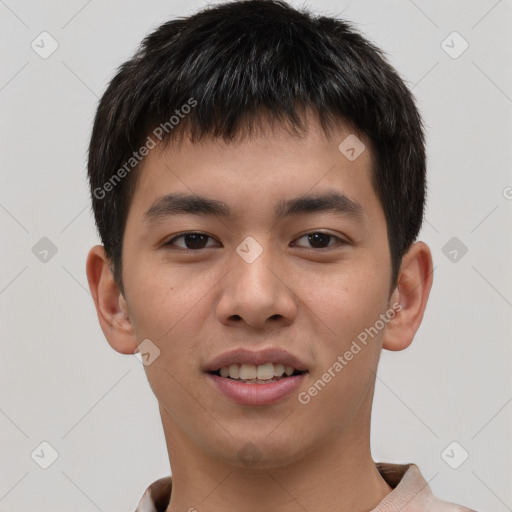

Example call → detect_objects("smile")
207 367 308 406
212 362 304 383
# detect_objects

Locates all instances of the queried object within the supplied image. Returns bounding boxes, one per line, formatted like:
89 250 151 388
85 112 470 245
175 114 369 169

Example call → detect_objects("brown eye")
164 232 217 250
293 232 344 249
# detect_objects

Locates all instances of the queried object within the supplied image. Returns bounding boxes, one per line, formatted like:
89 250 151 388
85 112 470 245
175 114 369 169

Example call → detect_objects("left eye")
163 232 344 250
293 232 344 249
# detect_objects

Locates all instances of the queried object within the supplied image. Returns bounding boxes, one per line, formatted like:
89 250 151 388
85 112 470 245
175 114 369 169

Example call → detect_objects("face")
118 115 395 468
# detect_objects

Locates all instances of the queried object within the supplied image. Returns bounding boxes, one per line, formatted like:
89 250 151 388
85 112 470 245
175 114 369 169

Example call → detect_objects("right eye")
163 232 220 251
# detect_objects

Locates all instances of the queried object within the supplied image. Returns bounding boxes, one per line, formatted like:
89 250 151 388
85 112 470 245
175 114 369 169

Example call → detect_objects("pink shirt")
134 462 477 511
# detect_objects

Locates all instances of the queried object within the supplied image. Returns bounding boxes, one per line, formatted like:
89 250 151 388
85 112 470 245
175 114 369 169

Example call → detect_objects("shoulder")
134 476 172 512
374 462 479 512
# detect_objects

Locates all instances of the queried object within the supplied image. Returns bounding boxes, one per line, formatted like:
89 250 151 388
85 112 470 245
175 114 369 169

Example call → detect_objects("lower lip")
206 372 307 406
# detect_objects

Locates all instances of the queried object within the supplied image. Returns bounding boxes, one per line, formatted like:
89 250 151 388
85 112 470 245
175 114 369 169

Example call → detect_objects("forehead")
128 115 378 226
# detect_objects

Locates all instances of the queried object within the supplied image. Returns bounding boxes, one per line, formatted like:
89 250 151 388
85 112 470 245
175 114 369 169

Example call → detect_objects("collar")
134 462 474 512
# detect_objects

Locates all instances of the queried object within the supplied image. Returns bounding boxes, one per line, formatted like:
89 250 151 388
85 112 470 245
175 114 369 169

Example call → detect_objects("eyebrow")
143 190 366 225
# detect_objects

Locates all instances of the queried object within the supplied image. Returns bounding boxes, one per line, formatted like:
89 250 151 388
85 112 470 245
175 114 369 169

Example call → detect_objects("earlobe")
85 245 138 355
382 241 433 352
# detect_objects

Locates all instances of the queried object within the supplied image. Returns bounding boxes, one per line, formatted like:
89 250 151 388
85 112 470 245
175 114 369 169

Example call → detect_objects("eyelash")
162 231 347 251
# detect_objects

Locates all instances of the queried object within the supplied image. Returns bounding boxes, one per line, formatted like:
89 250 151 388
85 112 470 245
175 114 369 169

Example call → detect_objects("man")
85 1 476 510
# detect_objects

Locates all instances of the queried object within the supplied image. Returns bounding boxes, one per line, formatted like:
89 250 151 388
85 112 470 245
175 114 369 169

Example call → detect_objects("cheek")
298 258 389 338
300 271 386 419
298 261 389 407
124 264 184 341
125 263 213 368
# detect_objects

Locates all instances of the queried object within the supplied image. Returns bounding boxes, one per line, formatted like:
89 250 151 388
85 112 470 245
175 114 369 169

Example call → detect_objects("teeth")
228 363 239 379
239 364 257 380
274 363 285 377
256 363 274 380
217 363 299 381
284 365 294 376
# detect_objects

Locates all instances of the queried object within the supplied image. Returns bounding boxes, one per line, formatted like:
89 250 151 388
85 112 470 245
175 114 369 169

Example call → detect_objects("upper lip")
204 348 309 373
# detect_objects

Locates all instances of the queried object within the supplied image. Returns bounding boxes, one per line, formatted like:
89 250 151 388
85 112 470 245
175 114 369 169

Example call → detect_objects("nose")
215 240 298 329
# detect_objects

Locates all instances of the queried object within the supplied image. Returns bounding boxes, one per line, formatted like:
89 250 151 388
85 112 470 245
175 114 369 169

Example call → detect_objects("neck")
161 408 392 512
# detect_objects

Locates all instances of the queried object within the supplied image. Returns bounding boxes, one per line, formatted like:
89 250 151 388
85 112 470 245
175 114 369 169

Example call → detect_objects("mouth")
204 348 309 404
206 364 308 406
209 362 307 384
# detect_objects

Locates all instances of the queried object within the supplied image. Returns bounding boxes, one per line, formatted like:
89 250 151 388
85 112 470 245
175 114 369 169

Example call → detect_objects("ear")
85 245 138 355
382 241 433 351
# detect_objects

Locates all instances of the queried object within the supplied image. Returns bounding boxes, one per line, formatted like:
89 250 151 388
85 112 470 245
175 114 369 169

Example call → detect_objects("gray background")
1 0 511 510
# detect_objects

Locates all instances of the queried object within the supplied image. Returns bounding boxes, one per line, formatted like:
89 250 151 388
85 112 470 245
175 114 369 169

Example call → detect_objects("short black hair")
87 0 426 294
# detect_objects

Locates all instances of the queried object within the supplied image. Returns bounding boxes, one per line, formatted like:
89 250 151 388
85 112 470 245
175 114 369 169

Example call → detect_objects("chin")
207 433 313 470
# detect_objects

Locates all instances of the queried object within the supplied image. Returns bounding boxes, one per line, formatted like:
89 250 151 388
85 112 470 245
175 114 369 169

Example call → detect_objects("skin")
86 113 433 512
